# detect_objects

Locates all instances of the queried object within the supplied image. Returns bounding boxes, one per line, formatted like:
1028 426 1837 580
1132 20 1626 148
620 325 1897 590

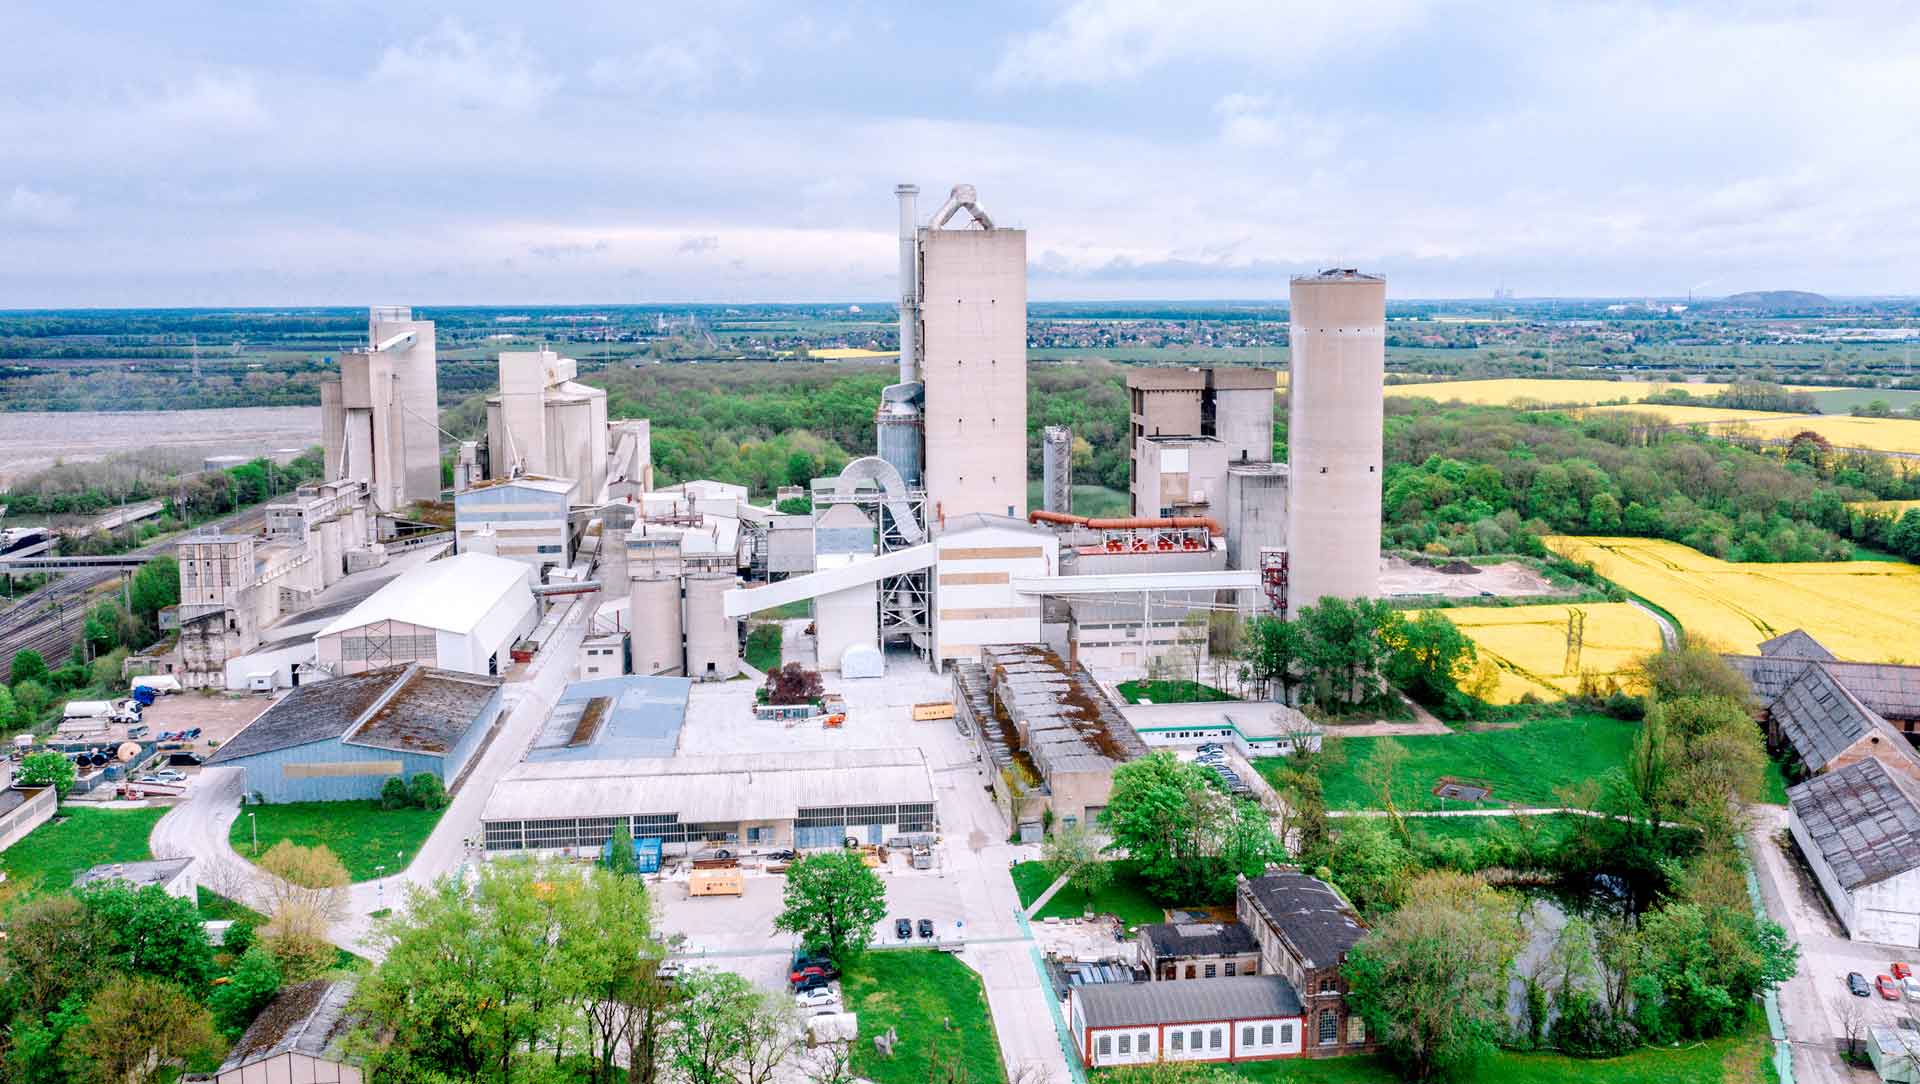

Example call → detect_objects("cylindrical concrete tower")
1285 269 1384 616
1042 426 1073 513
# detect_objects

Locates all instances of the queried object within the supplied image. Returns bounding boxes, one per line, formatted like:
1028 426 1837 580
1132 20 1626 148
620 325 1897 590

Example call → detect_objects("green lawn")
744 623 783 672
1401 812 1585 847
1116 679 1235 705
1849 541 1906 563
1 806 164 901
761 599 812 620
841 950 1005 1084
1273 713 1640 812
1222 1012 1771 1082
1009 859 1168 926
1762 758 1791 805
232 800 444 882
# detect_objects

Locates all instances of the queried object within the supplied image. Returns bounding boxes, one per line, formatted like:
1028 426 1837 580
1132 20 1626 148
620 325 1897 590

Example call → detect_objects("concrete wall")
1225 465 1289 572
1134 438 1229 518
815 580 878 673
1215 384 1277 465
1286 274 1384 615
230 736 446 803
0 787 55 854
919 227 1027 521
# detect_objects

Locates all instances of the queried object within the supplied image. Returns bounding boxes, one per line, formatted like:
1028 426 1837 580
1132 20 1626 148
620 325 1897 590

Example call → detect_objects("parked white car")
794 988 839 1010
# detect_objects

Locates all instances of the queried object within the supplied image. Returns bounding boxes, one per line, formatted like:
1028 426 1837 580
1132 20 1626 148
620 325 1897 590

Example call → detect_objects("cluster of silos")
1284 269 1386 617
1042 426 1073 514
626 568 742 679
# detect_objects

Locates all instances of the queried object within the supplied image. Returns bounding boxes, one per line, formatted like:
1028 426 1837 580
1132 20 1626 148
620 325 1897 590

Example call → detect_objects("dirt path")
1320 718 1451 737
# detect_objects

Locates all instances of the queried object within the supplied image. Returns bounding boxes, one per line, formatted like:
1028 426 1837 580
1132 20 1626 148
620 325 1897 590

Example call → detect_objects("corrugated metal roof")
1075 975 1302 1031
1789 757 1920 890
209 665 499 763
317 552 531 638
219 979 358 1072
528 676 691 761
482 748 936 824
348 670 501 754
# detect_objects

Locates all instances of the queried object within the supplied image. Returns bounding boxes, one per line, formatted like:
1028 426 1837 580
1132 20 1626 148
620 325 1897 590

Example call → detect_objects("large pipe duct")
931 184 996 230
1027 510 1223 536
895 183 919 384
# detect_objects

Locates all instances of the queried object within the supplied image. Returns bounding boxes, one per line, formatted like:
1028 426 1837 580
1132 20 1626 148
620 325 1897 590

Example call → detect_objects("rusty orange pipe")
1027 510 1222 536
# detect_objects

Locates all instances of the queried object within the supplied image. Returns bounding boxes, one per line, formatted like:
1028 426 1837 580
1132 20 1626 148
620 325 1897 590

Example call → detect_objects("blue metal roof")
527 675 691 761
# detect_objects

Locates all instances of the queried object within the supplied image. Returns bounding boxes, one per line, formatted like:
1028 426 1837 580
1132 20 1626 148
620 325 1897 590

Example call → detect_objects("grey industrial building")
1788 757 1920 946
1728 629 1920 783
480 748 938 855
526 675 692 761
208 664 504 802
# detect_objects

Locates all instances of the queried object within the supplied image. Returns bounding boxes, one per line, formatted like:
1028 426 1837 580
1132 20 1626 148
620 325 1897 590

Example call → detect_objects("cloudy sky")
2 1 1915 307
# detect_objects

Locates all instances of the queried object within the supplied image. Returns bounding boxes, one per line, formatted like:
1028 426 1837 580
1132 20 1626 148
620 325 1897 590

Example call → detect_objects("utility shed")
216 979 361 1084
74 857 197 900
208 664 503 802
315 552 537 677
1788 757 1920 946
1067 975 1305 1067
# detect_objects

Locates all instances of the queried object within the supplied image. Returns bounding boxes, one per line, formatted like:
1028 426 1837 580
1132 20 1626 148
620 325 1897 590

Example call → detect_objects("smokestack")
895 183 919 384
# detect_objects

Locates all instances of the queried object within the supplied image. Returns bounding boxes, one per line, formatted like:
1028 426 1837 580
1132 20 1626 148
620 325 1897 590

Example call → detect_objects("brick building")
1236 868 1377 1057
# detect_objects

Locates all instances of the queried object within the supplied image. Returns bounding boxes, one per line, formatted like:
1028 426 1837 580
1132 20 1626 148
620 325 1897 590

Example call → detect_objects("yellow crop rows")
1849 499 1920 516
1706 414 1920 456
1580 403 1800 426
1383 379 1758 407
807 347 896 360
1545 536 1920 663
1416 603 1664 704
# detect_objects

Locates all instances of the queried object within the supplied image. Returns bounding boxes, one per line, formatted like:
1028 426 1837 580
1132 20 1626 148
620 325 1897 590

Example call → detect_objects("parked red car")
1877 974 1902 1001
1894 961 1913 980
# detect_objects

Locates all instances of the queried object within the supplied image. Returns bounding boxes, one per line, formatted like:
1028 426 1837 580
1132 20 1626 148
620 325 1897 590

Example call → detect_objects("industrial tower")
319 307 440 514
1284 270 1385 615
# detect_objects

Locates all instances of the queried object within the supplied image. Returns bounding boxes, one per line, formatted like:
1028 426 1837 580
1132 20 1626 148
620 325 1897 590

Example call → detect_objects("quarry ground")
1377 555 1562 599
0 406 322 486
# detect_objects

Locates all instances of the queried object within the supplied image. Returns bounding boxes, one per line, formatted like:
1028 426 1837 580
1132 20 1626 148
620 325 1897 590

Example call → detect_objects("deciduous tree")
61 975 216 1084
17 749 77 797
773 851 887 966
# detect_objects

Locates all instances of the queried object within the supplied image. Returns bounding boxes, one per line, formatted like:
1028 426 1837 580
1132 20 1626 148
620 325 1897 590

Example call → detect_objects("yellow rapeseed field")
1418 603 1663 704
1704 414 1920 456
1383 379 1752 407
807 347 896 360
1849 499 1920 516
1580 403 1800 426
1544 536 1920 663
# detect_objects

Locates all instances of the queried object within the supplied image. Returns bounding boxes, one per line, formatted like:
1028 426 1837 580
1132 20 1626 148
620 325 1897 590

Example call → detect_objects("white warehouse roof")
482 748 936 824
318 552 532 638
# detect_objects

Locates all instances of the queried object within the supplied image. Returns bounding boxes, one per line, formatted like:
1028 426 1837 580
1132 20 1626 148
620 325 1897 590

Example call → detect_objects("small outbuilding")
315 552 537 677
1788 756 1920 946
1139 921 1261 982
1067 975 1305 1067
215 978 361 1084
74 857 197 900
208 664 504 802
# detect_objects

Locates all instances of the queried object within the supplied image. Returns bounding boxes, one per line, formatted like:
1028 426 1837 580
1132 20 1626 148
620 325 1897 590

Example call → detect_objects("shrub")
379 776 410 811
406 772 447 810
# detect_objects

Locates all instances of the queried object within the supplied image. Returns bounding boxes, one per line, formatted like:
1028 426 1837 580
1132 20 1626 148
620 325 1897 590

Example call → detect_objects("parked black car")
917 918 935 940
895 918 913 941
1849 971 1872 997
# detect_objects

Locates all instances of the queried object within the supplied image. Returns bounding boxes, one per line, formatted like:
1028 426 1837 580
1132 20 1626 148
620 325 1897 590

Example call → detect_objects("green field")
1115 679 1235 704
1763 759 1791 806
841 950 1005 1084
1023 479 1131 518
1010 859 1167 926
0 806 164 901
1807 387 1920 415
1270 713 1640 812
233 800 444 882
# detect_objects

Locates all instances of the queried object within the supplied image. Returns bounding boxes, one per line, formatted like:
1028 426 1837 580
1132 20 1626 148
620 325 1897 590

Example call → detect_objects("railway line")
0 504 268 681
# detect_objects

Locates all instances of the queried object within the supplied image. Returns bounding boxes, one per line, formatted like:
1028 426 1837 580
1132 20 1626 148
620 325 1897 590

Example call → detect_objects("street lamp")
247 811 257 856
375 864 386 912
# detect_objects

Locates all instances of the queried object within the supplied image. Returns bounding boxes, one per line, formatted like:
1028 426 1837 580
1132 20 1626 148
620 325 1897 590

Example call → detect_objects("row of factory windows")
484 814 741 852
337 635 437 661
793 803 938 830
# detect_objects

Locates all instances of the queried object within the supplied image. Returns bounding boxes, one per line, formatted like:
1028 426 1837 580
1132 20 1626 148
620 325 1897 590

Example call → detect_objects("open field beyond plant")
1414 602 1663 703
232 800 444 882
840 950 1006 1084
0 806 164 902
1703 411 1920 455
1276 713 1640 812
1382 378 1794 407
1580 402 1800 425
1547 535 1920 661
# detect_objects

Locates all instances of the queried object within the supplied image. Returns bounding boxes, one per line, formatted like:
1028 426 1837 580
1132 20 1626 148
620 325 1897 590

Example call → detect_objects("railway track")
0 504 268 680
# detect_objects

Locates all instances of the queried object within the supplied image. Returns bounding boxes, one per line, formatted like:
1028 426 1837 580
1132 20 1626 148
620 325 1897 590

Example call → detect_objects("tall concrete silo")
1042 426 1073 513
683 573 741 680
630 575 684 676
1285 270 1385 616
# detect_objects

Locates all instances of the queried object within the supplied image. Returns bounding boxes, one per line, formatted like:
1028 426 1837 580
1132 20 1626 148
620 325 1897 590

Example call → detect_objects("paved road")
150 590 596 957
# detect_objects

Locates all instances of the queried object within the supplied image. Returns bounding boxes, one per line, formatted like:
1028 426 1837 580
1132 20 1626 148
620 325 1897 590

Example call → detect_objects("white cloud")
588 30 755 97
4 185 77 227
146 72 268 129
371 21 556 113
1211 93 1337 156
991 0 1424 88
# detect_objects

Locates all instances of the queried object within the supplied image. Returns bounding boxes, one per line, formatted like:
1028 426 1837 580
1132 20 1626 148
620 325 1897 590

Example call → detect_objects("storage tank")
683 574 741 680
1042 426 1073 513
630 575 684 676
875 382 925 489
1285 269 1385 615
